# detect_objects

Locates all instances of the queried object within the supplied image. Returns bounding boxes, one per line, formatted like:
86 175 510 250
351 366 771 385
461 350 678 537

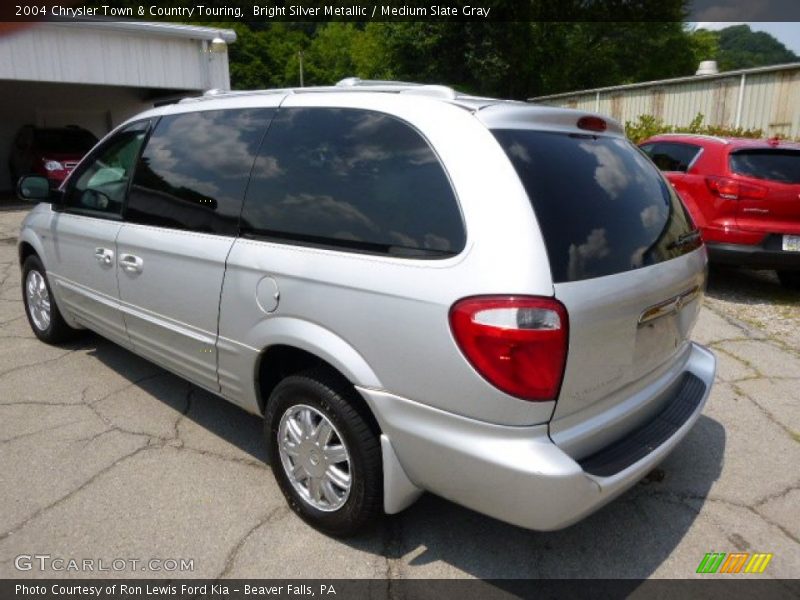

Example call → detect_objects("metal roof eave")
529 62 800 102
46 19 237 44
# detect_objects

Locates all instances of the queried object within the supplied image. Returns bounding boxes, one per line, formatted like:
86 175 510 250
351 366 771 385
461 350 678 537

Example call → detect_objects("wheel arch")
254 342 382 437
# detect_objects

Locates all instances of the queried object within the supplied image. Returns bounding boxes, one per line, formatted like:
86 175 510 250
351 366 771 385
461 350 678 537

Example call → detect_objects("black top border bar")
3 1 800 23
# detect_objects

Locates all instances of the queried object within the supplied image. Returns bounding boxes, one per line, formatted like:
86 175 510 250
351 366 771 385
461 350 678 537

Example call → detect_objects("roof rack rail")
335 77 457 99
179 88 294 103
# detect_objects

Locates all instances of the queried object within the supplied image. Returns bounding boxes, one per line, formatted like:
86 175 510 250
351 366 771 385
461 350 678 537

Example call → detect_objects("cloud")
567 228 610 280
640 204 666 229
579 142 630 199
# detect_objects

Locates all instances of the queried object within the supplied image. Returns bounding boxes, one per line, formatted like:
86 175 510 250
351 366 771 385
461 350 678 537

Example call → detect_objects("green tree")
690 25 797 72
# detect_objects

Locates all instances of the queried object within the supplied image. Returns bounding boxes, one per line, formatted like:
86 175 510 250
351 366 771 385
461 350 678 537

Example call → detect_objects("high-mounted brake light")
705 176 767 200
577 116 607 132
449 296 569 402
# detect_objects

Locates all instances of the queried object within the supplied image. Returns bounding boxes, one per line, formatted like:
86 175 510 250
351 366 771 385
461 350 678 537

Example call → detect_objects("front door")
46 121 150 348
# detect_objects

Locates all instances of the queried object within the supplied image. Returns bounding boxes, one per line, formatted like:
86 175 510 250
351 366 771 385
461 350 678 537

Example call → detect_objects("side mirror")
17 175 52 202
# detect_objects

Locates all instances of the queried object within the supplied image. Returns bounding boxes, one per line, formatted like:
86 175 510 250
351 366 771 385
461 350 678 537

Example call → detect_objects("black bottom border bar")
3 579 800 600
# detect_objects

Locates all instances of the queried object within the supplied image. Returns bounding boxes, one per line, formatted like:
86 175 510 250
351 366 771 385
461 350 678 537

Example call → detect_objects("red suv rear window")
730 149 800 184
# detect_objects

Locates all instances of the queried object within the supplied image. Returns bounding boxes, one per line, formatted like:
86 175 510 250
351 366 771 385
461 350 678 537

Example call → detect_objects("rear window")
493 130 698 283
34 129 97 154
729 149 800 184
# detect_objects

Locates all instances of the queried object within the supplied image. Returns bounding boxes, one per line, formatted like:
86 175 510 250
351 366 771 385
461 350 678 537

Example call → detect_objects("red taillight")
577 116 607 132
449 296 569 402
705 176 768 200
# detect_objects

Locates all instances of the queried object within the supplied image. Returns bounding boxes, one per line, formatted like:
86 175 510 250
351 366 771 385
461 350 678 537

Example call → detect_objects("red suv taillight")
705 176 768 200
449 296 569 402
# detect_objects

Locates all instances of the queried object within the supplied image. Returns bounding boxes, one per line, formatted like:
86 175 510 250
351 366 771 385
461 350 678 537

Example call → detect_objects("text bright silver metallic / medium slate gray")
17 80 716 536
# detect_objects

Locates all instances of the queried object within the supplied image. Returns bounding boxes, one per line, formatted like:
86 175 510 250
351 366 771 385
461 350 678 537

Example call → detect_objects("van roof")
153 78 626 137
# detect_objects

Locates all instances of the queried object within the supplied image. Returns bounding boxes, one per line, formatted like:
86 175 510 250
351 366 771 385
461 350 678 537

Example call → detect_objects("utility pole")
298 50 304 87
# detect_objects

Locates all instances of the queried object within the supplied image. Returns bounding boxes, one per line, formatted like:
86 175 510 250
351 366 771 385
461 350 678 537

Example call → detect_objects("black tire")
265 369 382 536
777 270 800 290
21 255 81 344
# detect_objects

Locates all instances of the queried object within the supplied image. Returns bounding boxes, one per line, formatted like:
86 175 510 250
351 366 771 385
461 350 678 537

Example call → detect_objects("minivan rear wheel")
265 370 382 536
777 270 800 290
21 255 80 344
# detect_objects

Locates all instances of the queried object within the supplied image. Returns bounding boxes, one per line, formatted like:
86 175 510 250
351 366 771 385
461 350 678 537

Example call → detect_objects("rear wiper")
667 230 701 250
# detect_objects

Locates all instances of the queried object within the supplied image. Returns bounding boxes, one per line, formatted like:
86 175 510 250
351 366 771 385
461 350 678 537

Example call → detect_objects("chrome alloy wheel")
25 270 51 332
277 404 352 512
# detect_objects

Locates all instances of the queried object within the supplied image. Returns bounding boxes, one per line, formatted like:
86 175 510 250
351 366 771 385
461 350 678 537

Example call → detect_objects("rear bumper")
707 237 800 270
358 342 715 531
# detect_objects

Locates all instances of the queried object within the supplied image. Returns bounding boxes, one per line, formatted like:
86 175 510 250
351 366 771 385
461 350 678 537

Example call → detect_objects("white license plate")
783 235 800 252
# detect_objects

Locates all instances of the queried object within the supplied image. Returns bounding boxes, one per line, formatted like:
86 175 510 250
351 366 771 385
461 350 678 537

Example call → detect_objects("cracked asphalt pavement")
0 207 798 580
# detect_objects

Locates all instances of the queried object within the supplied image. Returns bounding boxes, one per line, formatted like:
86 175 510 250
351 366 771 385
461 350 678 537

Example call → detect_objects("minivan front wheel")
265 371 382 536
777 270 800 290
21 255 79 344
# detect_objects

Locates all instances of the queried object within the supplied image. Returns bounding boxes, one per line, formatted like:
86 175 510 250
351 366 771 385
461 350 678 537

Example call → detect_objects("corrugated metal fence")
530 63 800 138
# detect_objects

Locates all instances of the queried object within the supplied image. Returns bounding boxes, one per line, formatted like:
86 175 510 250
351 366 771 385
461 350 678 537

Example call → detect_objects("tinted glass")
640 142 702 172
241 107 464 257
493 130 698 283
127 109 273 235
35 129 98 154
65 121 149 216
729 149 800 184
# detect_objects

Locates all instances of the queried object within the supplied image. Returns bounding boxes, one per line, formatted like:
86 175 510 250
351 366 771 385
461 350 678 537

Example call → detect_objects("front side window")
126 109 274 235
240 107 465 257
64 121 149 217
640 142 702 173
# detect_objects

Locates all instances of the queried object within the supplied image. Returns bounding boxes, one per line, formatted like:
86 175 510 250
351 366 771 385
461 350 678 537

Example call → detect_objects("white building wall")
0 23 231 91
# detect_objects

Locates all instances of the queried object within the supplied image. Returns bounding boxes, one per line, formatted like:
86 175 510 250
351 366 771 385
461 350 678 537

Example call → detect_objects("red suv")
640 134 800 289
9 125 98 189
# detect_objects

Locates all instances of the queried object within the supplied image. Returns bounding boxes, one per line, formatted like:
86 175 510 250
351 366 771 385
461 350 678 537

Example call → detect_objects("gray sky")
692 22 800 55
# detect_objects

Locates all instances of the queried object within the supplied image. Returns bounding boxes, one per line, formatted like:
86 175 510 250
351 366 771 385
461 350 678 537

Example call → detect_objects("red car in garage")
9 125 98 189
640 133 800 289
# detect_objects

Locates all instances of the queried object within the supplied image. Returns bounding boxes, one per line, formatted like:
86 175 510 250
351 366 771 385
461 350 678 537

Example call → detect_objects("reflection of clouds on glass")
630 245 648 268
345 144 392 169
146 110 270 204
267 193 379 234
389 231 419 248
423 233 451 251
508 141 532 163
252 155 284 180
579 141 629 199
567 228 610 281
164 112 260 176
349 112 385 135
640 204 666 229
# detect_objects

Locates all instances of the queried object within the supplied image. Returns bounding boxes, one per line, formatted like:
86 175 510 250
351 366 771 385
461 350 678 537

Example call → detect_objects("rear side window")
493 130 698 283
729 149 800 184
126 108 274 235
640 142 702 172
240 107 464 257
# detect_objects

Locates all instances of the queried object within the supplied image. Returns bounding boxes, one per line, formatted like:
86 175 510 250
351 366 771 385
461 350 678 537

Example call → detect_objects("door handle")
94 247 114 266
119 253 144 274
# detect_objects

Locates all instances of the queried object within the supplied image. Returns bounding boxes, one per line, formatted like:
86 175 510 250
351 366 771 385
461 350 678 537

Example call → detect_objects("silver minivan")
17 80 716 536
